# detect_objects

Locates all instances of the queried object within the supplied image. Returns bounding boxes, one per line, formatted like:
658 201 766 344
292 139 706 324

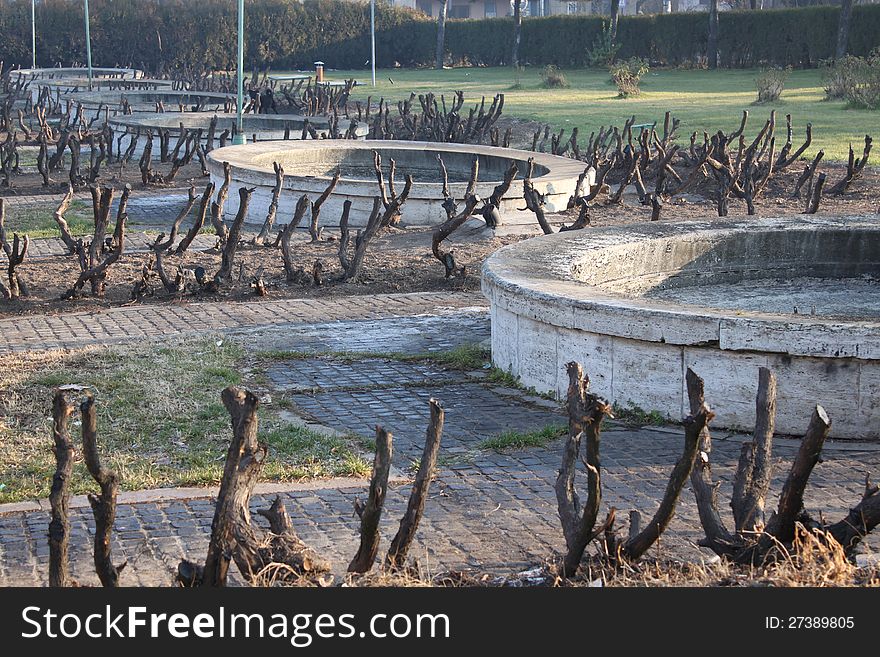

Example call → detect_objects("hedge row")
0 0 435 72
1 0 879 72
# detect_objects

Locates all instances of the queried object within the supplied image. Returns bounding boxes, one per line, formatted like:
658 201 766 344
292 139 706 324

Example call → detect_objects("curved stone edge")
481 216 880 439
482 215 880 360
207 140 587 228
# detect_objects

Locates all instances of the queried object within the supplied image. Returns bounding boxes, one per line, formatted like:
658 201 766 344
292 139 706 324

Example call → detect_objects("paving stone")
1 289 878 586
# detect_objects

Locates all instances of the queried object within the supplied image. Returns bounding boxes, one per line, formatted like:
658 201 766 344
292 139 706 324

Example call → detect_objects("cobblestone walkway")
0 291 487 352
1 292 879 586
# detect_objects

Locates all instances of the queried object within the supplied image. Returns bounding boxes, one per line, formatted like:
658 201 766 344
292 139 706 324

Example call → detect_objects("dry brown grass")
251 525 880 588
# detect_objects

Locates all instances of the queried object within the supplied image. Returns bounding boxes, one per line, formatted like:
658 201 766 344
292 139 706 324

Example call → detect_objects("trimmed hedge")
0 0 879 72
0 0 434 72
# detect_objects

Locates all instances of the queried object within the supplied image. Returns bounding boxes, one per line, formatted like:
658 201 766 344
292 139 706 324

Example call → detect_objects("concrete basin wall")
482 215 880 439
15 67 144 80
207 140 587 228
69 90 234 113
108 113 359 160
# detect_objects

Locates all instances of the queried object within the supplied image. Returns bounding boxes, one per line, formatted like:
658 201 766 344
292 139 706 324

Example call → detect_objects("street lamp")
232 0 246 145
83 0 93 90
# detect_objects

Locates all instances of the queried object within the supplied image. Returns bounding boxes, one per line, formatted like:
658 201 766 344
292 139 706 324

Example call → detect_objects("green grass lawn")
0 337 370 503
322 66 877 162
2 200 95 239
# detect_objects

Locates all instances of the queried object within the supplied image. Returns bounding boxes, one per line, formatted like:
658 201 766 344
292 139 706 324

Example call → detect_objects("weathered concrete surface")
68 89 234 113
482 215 880 439
109 112 367 159
208 140 590 228
13 67 144 80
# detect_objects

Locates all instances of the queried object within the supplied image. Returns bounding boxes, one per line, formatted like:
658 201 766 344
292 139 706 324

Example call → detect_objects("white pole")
233 0 246 145
31 0 36 69
83 0 93 90
370 0 376 87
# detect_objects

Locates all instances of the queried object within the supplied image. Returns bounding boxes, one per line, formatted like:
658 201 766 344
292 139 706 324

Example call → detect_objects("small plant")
821 55 864 100
610 57 649 98
541 64 569 89
508 65 525 90
586 21 620 68
844 49 880 109
754 66 790 104
611 402 667 426
480 424 566 450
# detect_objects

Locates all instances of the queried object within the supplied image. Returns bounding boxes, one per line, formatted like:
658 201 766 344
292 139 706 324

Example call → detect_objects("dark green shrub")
586 21 620 68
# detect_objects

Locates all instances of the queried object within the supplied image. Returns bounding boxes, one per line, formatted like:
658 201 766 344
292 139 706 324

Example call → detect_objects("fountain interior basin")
482 215 880 439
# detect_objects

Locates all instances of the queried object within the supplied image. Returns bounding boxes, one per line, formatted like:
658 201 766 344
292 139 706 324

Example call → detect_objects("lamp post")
233 0 246 145
370 0 376 87
83 0 93 90
31 0 36 69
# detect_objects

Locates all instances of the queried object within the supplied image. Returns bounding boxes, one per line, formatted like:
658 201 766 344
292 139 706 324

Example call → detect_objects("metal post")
233 0 246 145
83 0 93 90
31 0 36 69
370 0 376 87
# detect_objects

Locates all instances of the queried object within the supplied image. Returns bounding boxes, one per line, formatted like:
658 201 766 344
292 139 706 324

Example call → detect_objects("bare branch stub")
479 161 517 229
49 390 77 588
348 426 393 574
175 182 215 256
212 186 255 289
431 196 480 279
556 362 612 576
65 184 128 299
620 405 710 561
768 405 832 546
386 399 445 570
53 184 79 255
281 194 313 283
253 161 284 246
686 368 739 556
309 168 340 242
522 157 553 235
180 386 328 586
81 395 126 587
733 367 777 534
211 161 232 247
0 197 29 298
338 197 384 282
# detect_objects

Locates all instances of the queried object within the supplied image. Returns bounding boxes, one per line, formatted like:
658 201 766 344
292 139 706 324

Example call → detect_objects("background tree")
435 0 448 70
511 0 522 68
836 0 854 60
708 0 719 69
610 0 620 43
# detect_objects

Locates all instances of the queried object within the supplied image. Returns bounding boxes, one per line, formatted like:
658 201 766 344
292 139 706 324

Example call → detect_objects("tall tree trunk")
435 0 448 70
708 0 719 70
511 0 522 68
836 0 854 60
610 0 620 43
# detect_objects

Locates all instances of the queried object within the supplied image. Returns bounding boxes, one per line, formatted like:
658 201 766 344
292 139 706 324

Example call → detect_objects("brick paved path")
1 292 878 586
0 291 486 352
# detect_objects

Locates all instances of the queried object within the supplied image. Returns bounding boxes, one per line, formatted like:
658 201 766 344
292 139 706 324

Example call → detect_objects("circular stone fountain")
482 215 880 439
207 141 587 228
67 89 235 113
108 112 366 159
13 66 144 80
